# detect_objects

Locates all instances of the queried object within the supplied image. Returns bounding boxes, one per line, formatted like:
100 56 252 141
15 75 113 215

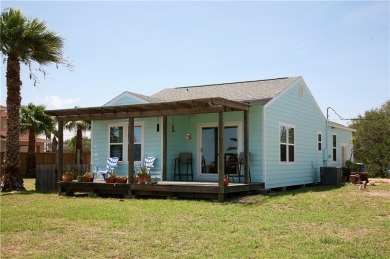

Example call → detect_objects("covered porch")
46 97 260 201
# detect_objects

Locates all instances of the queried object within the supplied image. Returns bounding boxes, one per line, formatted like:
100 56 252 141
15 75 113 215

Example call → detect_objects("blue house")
48 76 354 190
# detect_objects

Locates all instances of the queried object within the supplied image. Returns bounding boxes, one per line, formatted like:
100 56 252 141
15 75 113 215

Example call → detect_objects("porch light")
186 133 192 140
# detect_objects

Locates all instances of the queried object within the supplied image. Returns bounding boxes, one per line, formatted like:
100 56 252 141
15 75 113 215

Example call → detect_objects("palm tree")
65 117 91 164
0 8 70 192
20 103 55 178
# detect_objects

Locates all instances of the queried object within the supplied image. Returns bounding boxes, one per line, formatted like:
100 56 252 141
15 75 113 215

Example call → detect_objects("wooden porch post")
128 117 134 181
56 120 63 181
244 110 250 184
218 111 225 202
162 116 167 181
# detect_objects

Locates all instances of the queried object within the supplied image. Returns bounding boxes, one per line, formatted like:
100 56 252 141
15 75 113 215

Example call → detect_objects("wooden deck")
58 181 265 201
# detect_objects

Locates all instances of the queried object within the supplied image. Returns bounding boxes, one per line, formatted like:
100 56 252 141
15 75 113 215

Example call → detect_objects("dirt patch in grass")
368 178 390 184
365 190 390 197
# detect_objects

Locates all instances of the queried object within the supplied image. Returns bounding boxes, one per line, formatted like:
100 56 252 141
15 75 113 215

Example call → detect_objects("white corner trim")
262 106 267 187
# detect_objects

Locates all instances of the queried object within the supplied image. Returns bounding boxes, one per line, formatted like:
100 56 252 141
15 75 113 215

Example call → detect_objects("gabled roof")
104 91 161 106
151 77 301 104
44 76 300 121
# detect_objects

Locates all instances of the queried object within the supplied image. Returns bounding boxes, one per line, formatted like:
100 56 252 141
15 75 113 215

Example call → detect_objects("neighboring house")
47 76 355 189
0 105 49 153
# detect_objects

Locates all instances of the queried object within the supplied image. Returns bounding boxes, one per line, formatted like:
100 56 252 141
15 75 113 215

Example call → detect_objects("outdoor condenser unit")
320 167 341 186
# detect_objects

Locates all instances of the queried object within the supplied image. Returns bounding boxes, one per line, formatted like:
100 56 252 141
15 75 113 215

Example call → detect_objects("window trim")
317 132 322 152
279 123 295 163
197 121 242 177
332 133 337 162
108 122 144 164
109 124 125 162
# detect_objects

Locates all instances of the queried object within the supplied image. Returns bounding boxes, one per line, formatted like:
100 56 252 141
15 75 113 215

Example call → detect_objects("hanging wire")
327 107 388 121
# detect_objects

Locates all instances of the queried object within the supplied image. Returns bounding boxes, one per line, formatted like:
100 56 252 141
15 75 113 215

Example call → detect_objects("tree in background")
20 103 55 178
350 100 390 177
0 8 71 192
65 116 91 164
64 136 91 153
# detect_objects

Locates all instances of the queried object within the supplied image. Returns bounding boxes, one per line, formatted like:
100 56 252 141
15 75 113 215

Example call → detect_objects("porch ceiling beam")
214 99 249 111
45 97 250 121
52 106 230 121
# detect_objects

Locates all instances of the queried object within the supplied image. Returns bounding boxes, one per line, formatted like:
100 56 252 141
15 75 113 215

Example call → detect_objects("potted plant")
116 176 127 183
341 160 353 182
105 171 116 183
62 171 75 182
137 165 150 184
82 172 94 182
116 176 128 184
77 175 83 182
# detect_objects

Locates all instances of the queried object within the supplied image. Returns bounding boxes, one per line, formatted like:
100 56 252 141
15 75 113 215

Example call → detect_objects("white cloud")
44 96 80 109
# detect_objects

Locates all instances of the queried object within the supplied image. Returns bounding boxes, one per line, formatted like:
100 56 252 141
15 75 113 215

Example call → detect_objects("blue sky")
1 1 389 127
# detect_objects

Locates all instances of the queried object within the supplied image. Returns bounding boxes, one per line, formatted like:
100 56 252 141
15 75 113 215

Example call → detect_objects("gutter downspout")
325 107 330 166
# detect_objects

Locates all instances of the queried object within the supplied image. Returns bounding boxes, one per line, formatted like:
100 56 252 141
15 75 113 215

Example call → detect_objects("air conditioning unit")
320 167 341 185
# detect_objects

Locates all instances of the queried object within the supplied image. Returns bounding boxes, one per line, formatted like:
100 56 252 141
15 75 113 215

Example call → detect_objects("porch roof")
45 97 250 121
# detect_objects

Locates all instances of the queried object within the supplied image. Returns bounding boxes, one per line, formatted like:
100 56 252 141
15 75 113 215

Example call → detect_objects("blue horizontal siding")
264 80 326 189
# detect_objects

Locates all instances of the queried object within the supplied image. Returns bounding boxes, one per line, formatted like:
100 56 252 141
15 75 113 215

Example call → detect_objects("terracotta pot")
62 174 74 182
116 177 127 184
105 177 116 183
83 176 94 182
224 176 229 186
138 176 146 184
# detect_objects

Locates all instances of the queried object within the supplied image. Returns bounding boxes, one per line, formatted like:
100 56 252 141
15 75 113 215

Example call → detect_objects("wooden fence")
36 164 91 193
0 152 90 178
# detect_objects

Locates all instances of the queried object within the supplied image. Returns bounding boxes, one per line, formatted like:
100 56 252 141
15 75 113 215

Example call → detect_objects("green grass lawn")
1 179 389 259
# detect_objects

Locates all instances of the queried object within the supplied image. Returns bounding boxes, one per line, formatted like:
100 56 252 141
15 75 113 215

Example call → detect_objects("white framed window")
109 125 124 161
280 124 295 163
332 134 337 162
133 125 142 162
317 133 322 151
108 123 143 163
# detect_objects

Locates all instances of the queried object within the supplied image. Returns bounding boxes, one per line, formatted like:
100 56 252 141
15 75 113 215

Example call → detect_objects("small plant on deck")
82 172 94 182
137 165 149 177
105 171 116 183
62 170 75 182
137 165 150 184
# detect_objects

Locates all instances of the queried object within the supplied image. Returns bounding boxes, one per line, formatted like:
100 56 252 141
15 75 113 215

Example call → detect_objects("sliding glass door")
200 125 238 175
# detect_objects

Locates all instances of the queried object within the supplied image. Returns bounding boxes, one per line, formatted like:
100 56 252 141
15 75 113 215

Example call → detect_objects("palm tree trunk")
1 54 25 192
26 129 37 178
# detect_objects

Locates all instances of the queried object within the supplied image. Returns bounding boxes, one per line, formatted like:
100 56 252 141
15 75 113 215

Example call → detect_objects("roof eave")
45 97 250 122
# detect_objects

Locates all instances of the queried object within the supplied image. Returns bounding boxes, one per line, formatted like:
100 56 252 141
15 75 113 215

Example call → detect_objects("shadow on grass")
226 183 347 205
0 189 37 196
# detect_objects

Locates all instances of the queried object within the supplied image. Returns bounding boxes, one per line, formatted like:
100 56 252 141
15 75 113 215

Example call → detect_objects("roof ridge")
174 77 294 89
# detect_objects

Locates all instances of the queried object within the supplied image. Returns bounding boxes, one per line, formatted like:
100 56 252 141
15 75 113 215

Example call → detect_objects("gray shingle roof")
151 76 301 104
126 92 162 103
